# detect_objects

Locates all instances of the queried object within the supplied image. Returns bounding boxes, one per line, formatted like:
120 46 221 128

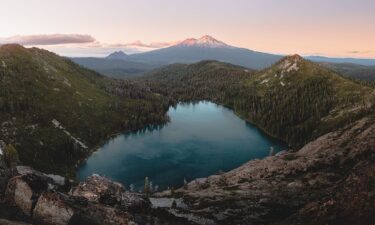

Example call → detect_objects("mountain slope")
71 57 156 79
137 57 375 224
319 62 375 81
161 114 375 225
106 50 129 60
130 35 282 70
74 36 375 80
307 55 375 66
138 55 375 146
0 44 168 175
238 55 374 144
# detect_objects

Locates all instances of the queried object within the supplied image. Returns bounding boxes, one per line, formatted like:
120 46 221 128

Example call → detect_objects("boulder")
0 153 11 198
15 166 69 191
33 192 74 225
0 219 31 225
120 192 150 211
4 177 34 216
70 174 124 203
71 174 150 211
69 203 136 225
3 167 69 217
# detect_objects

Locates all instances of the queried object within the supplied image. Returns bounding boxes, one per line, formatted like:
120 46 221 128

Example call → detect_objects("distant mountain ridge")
106 51 129 60
127 35 281 69
71 35 375 79
307 56 375 66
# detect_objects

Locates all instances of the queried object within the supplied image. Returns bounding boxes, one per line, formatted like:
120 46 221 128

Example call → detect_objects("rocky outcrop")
277 161 375 225
70 174 124 203
0 141 11 198
69 203 136 225
157 117 375 225
33 192 74 225
0 169 140 225
4 177 34 216
0 219 31 225
1 117 374 225
3 166 69 217
70 174 150 211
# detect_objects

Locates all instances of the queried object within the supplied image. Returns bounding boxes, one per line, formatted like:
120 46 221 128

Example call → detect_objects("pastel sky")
0 0 374 58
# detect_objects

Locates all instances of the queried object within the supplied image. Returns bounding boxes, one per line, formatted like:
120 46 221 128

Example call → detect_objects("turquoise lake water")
77 101 287 190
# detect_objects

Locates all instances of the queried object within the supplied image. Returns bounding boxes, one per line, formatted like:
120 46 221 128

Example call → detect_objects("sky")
0 0 374 58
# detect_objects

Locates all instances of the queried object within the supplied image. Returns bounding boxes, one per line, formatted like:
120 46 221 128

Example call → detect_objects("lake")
77 101 287 190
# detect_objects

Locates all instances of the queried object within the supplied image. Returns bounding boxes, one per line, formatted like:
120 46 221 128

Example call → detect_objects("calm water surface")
77 101 287 190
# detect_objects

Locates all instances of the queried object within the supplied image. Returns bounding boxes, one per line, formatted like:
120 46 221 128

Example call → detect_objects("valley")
0 44 169 176
77 101 287 190
0 44 374 225
1 1 374 224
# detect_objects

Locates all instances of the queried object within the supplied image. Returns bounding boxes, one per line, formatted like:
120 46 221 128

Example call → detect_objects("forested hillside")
319 62 375 81
0 44 169 176
71 57 157 79
138 55 375 146
1 44 373 177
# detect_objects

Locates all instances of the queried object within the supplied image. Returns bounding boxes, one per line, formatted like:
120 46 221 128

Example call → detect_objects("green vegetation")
1 44 374 178
320 62 375 81
137 56 375 147
0 44 169 176
144 177 150 197
3 144 19 167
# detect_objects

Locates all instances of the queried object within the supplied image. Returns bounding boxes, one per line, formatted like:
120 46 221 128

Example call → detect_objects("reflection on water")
77 101 287 190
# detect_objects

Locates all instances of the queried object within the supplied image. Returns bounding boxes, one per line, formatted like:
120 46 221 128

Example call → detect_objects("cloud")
123 40 179 49
42 42 144 57
0 34 179 57
0 34 95 45
347 50 371 54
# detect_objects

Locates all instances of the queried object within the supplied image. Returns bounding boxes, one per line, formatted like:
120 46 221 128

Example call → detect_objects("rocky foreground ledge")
0 117 375 225
0 164 191 225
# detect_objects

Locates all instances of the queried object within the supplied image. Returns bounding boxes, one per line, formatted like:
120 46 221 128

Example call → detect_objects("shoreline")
74 119 170 179
74 100 290 185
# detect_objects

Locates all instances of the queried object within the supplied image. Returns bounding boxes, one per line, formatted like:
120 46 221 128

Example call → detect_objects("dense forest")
1 45 374 176
137 55 375 147
320 62 375 81
0 44 169 176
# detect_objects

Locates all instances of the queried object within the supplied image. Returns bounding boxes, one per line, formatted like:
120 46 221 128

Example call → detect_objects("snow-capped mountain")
74 35 282 77
177 35 230 48
125 35 281 69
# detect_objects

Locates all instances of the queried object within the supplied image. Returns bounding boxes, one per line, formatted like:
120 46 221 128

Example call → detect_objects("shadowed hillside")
0 44 169 175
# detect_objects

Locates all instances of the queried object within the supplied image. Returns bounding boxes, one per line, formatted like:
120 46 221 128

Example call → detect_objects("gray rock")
70 174 150 211
69 203 136 225
4 177 34 216
0 219 31 225
33 192 74 225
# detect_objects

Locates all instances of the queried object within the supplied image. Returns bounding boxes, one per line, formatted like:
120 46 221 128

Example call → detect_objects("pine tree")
144 177 150 197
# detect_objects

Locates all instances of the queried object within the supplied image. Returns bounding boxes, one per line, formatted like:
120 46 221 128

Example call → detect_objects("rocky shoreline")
0 116 374 225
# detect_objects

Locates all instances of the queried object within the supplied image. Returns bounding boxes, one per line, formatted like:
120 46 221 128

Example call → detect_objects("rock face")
71 174 150 211
33 192 74 225
0 219 31 225
70 174 124 203
0 117 374 225
158 117 375 225
0 168 141 225
0 141 11 198
5 177 34 216
3 166 69 217
69 204 136 225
